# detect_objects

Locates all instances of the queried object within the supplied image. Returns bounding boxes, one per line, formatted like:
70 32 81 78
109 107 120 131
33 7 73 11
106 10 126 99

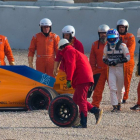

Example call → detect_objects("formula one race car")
0 65 53 110
0 65 78 126
0 65 74 110
0 65 100 127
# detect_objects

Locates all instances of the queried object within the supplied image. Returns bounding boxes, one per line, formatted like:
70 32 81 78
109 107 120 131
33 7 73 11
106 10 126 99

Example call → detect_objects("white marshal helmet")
98 24 110 33
39 18 52 27
58 39 69 49
137 28 140 39
62 25 75 37
117 19 129 32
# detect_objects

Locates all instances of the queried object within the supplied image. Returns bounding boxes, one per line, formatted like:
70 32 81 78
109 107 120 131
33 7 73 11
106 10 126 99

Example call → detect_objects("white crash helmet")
98 24 110 33
137 28 140 39
39 18 52 27
62 25 75 37
58 39 69 49
117 19 129 33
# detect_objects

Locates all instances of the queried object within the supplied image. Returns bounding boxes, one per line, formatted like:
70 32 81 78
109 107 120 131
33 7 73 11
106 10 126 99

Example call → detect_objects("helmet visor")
107 38 118 44
107 34 118 38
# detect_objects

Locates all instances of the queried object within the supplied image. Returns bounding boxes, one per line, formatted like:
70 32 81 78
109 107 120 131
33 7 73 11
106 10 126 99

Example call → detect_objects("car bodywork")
0 65 74 110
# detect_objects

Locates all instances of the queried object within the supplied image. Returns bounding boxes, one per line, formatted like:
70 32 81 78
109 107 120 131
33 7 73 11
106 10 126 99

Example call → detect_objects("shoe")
94 109 103 124
111 105 118 112
122 100 126 104
72 123 87 128
130 104 140 111
117 103 121 111
72 112 87 128
90 107 103 124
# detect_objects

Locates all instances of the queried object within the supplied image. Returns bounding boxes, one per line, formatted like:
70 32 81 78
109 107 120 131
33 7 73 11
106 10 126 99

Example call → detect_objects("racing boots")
130 104 140 111
73 112 87 128
122 99 126 104
111 103 121 112
90 107 103 124
73 107 103 128
111 105 118 112
117 103 121 111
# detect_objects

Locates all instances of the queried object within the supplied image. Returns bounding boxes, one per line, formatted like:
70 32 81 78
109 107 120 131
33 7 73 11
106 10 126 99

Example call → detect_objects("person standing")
58 39 103 128
28 18 60 77
130 28 140 111
53 25 84 76
116 19 136 103
103 29 130 112
90 24 110 108
0 34 15 65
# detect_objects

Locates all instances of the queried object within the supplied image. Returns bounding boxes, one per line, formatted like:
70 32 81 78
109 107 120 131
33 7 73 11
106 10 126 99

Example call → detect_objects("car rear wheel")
48 94 79 127
25 86 58 111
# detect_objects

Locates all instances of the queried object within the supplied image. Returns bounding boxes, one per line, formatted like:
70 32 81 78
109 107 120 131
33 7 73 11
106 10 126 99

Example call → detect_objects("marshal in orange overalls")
28 32 60 77
0 35 14 65
90 40 108 108
120 33 136 101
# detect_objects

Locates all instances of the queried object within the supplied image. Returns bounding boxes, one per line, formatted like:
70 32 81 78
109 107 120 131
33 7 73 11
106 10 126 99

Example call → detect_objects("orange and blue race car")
0 66 74 111
0 65 100 127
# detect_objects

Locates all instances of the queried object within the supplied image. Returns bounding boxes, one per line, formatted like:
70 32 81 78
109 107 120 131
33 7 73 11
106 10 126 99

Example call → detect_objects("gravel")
1 49 140 140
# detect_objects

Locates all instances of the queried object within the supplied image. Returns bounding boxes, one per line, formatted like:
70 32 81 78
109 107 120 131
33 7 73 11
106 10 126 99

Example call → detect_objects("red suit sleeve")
74 38 84 54
55 50 63 62
76 41 84 53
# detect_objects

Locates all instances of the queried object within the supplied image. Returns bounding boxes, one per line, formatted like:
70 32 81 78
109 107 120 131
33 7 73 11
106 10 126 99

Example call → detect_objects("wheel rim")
55 102 72 121
30 93 49 110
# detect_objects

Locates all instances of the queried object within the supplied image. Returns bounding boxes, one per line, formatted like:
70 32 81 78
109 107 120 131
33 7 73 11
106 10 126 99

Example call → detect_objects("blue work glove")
67 80 71 88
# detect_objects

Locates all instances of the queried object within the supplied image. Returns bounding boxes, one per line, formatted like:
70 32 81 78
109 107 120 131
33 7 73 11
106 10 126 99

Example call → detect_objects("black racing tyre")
62 93 73 98
48 94 80 127
25 86 58 111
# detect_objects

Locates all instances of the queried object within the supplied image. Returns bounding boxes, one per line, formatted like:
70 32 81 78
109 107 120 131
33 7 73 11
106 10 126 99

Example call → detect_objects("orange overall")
0 35 14 65
28 32 60 77
89 40 108 108
120 33 136 100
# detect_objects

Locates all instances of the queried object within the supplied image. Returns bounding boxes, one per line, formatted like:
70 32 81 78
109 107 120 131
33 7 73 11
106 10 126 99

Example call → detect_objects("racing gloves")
103 58 128 66
103 58 110 65
109 59 119 66
67 80 71 88
118 58 128 63
103 59 119 66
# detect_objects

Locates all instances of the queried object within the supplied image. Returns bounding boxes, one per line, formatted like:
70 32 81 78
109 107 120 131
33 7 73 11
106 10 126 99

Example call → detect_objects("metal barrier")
74 0 139 3
2 0 37 1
